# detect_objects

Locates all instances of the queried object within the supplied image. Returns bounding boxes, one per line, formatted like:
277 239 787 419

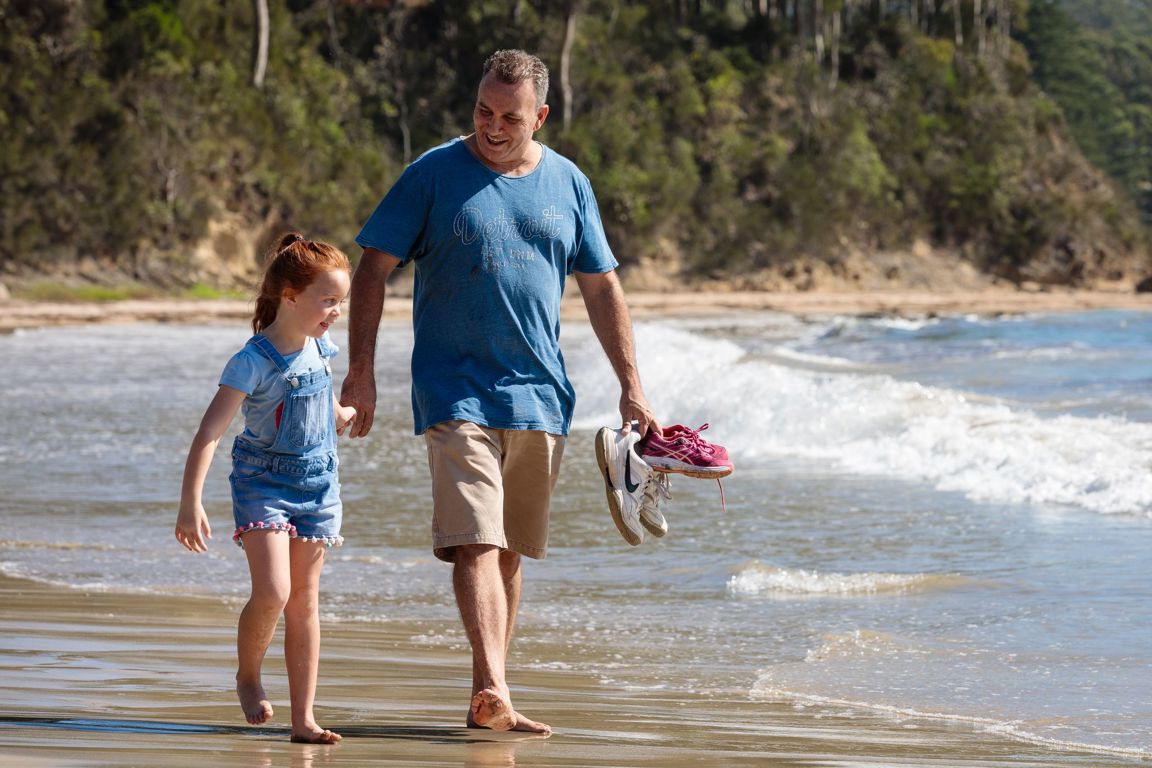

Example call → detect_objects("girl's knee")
283 587 319 620
249 580 292 612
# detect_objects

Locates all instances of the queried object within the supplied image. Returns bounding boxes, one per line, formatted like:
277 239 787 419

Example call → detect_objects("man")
341 49 658 735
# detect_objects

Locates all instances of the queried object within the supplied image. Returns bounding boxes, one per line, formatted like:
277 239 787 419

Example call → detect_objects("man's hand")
340 372 377 438
619 392 660 438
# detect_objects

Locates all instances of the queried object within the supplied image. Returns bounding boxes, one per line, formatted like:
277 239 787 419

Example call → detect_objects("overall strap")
314 334 333 361
248 335 292 375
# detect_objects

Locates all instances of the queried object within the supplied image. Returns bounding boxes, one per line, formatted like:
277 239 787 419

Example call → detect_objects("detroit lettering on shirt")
356 138 618 436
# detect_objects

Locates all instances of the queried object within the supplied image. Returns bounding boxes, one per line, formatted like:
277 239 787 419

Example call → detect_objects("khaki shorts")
424 420 565 562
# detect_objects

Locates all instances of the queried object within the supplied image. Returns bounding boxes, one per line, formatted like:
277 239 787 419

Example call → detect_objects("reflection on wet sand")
0 573 1136 768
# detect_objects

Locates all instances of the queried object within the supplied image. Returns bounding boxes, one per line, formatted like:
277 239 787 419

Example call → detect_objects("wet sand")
1 286 1150 333
0 573 1140 767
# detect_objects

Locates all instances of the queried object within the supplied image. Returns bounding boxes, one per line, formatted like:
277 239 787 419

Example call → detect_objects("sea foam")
727 563 964 597
568 321 1152 517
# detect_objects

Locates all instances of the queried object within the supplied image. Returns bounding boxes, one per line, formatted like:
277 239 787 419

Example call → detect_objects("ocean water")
1 309 1150 758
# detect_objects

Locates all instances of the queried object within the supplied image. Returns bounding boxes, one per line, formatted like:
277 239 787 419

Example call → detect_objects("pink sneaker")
641 423 733 478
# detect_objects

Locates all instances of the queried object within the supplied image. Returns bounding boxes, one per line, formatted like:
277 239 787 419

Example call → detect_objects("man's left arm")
574 269 660 438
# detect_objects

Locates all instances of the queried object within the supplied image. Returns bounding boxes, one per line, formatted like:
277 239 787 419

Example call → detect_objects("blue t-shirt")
356 138 618 435
219 333 337 449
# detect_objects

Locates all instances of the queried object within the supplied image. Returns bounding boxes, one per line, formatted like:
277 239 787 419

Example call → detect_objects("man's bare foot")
236 681 273 725
290 727 342 744
469 689 551 735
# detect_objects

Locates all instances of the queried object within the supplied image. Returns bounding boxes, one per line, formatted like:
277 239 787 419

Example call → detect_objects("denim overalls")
229 335 343 548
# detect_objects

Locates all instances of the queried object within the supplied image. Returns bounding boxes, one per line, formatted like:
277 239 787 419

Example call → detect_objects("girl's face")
283 269 351 338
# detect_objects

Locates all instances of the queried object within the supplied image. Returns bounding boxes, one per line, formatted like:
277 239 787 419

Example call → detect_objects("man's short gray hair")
483 49 549 108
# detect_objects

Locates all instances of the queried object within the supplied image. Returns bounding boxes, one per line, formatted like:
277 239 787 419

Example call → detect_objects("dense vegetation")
1019 0 1152 223
1 0 1149 292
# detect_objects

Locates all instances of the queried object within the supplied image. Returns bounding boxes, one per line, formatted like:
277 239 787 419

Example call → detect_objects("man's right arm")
341 247 400 438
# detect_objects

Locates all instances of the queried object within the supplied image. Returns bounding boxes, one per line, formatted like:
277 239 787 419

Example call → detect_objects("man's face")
471 72 548 172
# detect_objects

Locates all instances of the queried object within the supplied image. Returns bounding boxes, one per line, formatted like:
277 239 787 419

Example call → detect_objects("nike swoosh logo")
623 454 640 493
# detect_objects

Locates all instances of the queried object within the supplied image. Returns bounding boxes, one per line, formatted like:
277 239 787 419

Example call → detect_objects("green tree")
1021 0 1152 221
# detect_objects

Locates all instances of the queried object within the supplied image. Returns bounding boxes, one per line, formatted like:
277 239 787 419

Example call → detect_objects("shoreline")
2 287 1150 332
0 571 1138 767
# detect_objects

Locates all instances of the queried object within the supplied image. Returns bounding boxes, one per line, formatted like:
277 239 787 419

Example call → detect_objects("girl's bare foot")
236 681 274 725
469 689 551 735
290 727 342 744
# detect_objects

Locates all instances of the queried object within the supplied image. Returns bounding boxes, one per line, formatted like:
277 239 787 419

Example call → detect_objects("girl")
175 232 355 744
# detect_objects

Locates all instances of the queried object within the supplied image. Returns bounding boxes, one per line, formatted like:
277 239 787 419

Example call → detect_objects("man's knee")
453 543 502 566
498 549 521 576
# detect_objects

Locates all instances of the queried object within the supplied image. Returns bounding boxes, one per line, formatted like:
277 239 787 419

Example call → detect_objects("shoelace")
666 424 726 512
669 423 718 456
643 424 729 515
644 472 672 506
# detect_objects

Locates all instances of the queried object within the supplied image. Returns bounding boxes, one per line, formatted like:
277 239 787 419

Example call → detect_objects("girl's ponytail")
278 232 305 250
252 295 280 334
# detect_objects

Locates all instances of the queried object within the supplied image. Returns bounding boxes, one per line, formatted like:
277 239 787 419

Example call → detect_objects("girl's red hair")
253 233 351 333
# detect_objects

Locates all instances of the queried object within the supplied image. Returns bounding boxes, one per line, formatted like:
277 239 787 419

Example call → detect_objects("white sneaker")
639 472 671 537
594 426 651 546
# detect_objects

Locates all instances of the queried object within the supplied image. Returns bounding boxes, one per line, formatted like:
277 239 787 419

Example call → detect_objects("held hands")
339 371 377 438
335 403 358 436
175 503 212 553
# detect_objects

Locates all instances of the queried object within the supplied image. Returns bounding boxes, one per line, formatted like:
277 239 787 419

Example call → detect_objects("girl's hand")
335 404 358 436
175 504 212 553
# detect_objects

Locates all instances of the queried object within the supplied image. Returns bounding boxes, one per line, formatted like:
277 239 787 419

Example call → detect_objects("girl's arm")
334 392 357 437
175 385 246 553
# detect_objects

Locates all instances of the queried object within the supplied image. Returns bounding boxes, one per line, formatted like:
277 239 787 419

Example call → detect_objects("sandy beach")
1 572 1136 767
1 286 1150 333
